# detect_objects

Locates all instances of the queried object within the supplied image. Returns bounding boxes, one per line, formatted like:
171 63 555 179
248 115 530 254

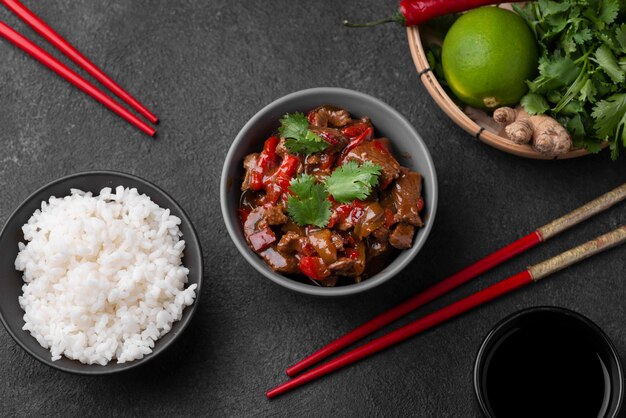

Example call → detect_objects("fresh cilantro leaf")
560 99 585 116
552 68 589 113
579 79 598 103
562 21 588 53
598 0 620 25
616 24 626 53
594 44 626 83
325 161 382 204
565 113 586 142
521 92 550 115
538 0 570 16
592 93 626 159
286 174 331 227
573 28 593 44
279 113 329 154
529 56 579 93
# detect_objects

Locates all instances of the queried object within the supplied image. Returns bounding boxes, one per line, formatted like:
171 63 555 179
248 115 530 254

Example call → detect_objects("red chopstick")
268 226 626 398
1 0 158 125
0 22 155 136
286 182 626 377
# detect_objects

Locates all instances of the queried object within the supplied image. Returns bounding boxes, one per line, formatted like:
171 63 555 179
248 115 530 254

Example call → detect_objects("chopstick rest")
267 226 626 398
285 182 626 377
1 0 158 124
0 22 155 136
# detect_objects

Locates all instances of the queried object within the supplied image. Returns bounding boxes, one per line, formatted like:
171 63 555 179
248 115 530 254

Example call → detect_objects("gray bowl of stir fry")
221 87 437 297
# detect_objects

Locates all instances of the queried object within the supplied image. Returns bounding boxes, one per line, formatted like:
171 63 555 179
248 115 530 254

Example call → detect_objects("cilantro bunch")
513 0 626 158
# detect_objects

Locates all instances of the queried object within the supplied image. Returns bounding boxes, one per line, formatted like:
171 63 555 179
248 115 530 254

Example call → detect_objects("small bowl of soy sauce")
474 307 624 418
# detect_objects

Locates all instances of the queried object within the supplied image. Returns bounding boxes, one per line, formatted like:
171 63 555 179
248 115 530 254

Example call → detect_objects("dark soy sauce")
483 319 610 418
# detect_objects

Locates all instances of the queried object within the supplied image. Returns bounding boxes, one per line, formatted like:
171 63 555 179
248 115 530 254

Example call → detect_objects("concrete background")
0 1 625 416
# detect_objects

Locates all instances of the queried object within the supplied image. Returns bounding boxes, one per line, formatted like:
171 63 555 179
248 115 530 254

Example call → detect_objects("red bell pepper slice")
299 256 330 280
250 136 278 191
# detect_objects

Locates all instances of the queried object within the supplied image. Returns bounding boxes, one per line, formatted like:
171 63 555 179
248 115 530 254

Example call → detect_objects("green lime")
441 7 538 110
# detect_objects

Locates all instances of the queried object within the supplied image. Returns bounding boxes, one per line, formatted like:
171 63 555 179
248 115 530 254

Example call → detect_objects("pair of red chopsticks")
266 182 626 398
0 0 157 136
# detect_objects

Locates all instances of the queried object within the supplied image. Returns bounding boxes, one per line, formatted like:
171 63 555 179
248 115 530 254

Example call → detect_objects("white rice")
15 186 197 365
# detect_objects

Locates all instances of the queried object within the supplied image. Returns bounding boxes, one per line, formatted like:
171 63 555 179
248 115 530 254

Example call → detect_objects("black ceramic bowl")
0 171 203 375
474 307 624 418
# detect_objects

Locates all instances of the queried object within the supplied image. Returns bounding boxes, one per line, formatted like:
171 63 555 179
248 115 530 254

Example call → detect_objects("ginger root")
493 106 573 157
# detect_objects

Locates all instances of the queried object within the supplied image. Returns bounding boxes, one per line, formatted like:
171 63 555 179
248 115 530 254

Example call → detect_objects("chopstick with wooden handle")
268 226 626 398
1 0 159 124
0 22 155 136
285 183 626 377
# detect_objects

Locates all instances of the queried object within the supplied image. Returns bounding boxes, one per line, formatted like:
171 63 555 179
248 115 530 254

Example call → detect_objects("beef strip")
345 140 400 189
276 137 289 157
329 258 355 272
324 257 357 283
320 275 339 287
330 232 345 252
305 153 336 181
391 168 424 227
311 127 349 154
241 153 260 192
277 231 308 254
389 223 415 249
371 225 390 242
264 205 288 226
308 106 352 128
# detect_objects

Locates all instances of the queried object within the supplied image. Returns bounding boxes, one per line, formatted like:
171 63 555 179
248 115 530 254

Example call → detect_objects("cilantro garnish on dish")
325 161 382 204
287 174 332 227
279 113 329 154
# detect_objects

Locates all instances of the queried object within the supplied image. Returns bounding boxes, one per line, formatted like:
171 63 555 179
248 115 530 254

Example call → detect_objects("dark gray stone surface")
0 1 624 416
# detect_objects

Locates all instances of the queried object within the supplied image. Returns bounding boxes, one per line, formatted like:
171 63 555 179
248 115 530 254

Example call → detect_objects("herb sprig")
279 113 329 154
286 161 383 227
287 174 332 228
325 161 382 203
513 0 626 158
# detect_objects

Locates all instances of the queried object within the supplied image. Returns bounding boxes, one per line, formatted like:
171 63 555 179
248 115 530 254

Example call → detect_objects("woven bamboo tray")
406 7 598 160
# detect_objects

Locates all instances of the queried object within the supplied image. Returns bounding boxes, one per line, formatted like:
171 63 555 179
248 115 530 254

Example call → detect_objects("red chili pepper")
343 0 502 28
250 136 279 191
276 154 299 178
342 122 371 139
263 154 300 204
299 256 330 280
338 127 373 164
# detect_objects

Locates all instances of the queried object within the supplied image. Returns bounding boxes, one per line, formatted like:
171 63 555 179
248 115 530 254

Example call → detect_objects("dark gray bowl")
220 87 438 296
0 171 203 374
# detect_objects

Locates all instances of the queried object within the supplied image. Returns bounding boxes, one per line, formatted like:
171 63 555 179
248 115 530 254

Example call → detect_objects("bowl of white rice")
0 171 203 374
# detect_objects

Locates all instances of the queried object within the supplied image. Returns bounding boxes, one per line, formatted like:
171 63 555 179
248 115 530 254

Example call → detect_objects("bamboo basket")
406 6 599 160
